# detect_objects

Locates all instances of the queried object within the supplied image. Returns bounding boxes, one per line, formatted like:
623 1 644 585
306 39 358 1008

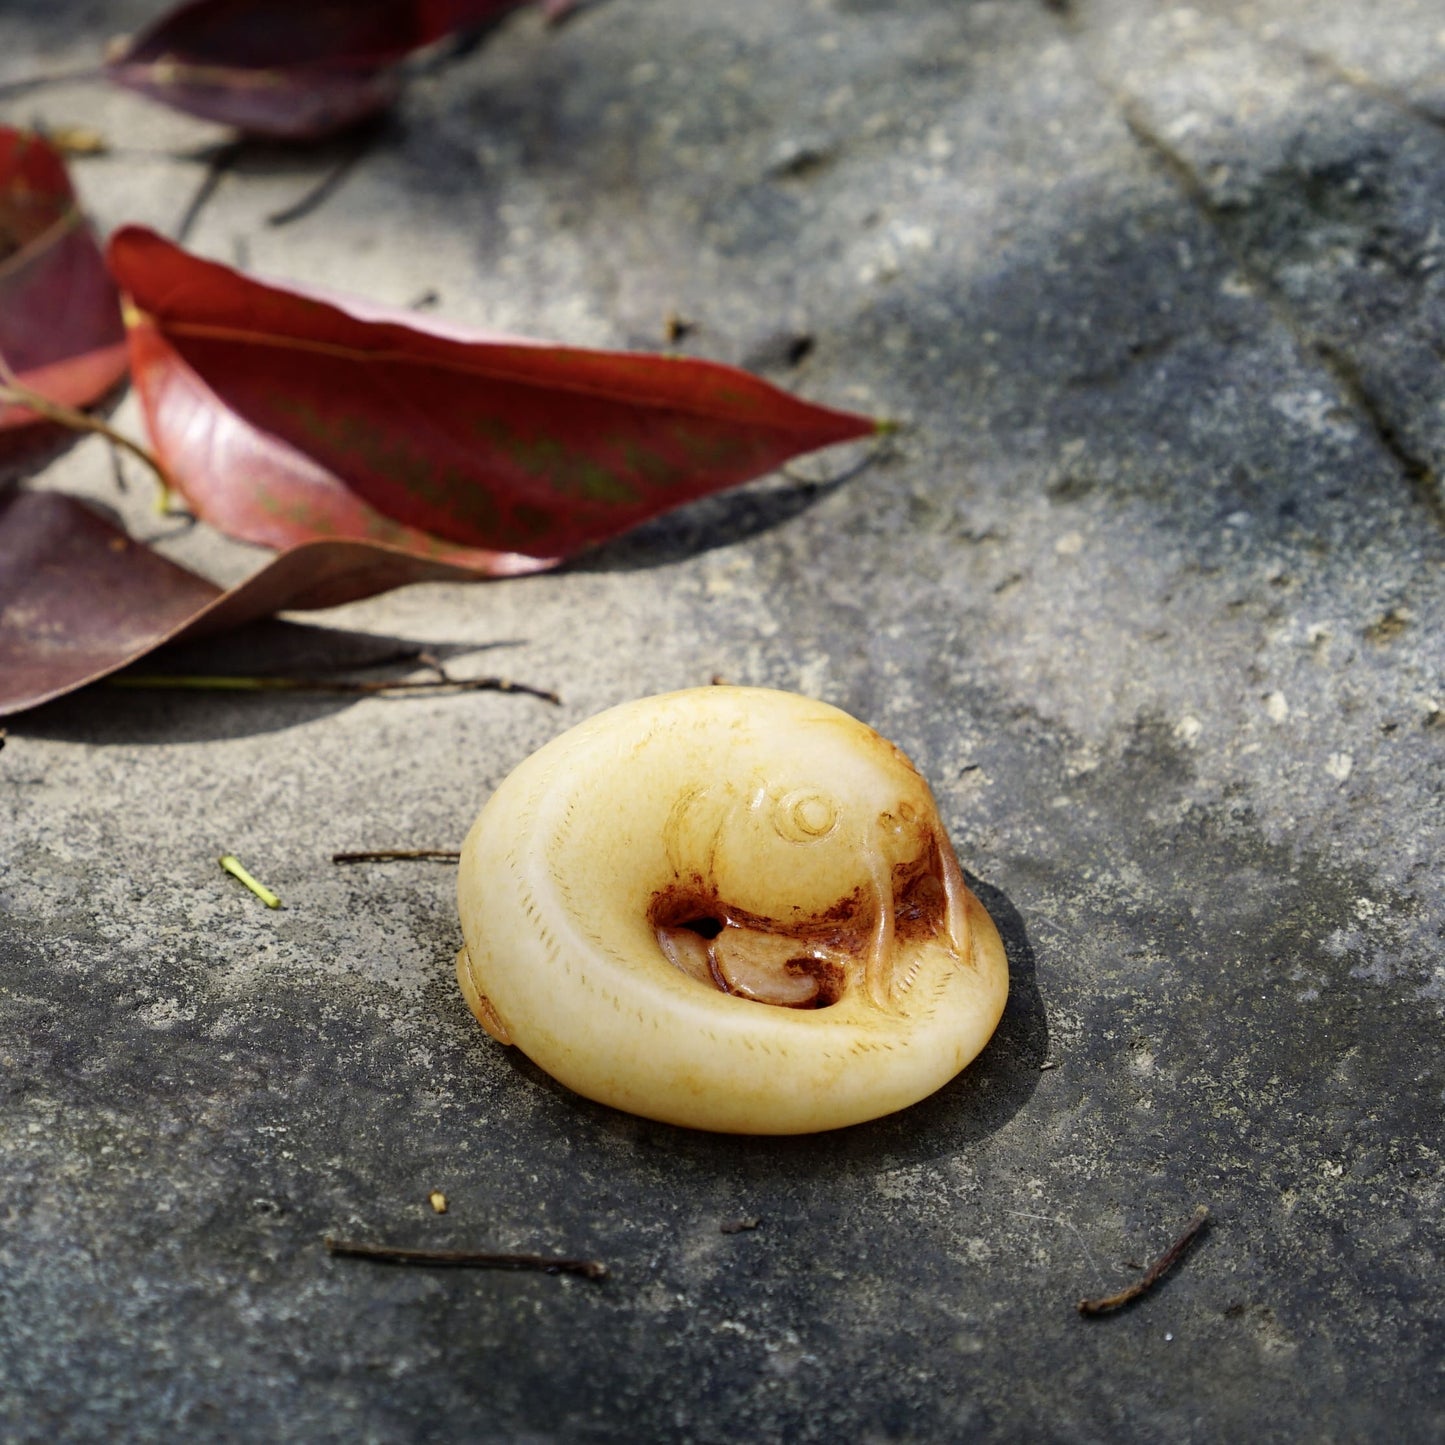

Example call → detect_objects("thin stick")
324 1237 608 1280
218 854 282 909
108 674 561 704
1077 1205 1210 1317
332 849 461 864
0 357 169 493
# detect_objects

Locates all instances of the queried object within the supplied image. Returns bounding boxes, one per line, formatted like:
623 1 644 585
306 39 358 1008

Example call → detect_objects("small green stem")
218 854 281 909
111 675 273 693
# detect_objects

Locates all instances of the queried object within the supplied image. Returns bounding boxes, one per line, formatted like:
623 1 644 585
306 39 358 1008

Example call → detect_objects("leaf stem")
218 854 282 909
109 674 561 704
0 354 174 509
324 1237 608 1280
1077 1205 1210 1317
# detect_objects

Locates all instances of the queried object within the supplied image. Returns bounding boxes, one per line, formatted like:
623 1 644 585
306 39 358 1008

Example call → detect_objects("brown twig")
332 849 461 864
108 674 561 704
0 354 169 494
412 650 452 682
324 1237 608 1280
1077 1205 1210 1317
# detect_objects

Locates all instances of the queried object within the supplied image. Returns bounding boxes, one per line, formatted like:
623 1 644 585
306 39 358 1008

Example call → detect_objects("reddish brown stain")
648 880 867 955
892 833 951 943
648 824 952 1009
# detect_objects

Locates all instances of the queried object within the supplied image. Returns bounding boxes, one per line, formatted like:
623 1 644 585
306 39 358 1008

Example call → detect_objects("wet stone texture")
2 0 1443 1439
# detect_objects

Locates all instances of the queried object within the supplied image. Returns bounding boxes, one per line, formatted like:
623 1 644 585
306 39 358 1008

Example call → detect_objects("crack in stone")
1114 98 1445 533
1041 0 1445 529
1235 26 1445 138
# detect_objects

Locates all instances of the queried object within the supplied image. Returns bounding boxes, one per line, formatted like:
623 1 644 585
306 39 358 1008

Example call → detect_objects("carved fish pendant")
456 687 1009 1133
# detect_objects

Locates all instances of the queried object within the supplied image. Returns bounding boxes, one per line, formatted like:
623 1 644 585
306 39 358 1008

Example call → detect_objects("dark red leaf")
123 315 554 580
0 489 542 718
108 226 880 561
103 0 530 139
0 128 128 482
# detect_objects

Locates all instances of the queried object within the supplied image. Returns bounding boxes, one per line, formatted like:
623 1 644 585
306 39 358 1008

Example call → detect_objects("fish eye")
774 788 838 842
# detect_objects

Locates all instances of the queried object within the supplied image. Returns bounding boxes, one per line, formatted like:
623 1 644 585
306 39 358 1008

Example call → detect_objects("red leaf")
103 0 530 139
0 128 128 482
0 489 543 718
124 315 553 580
108 227 879 561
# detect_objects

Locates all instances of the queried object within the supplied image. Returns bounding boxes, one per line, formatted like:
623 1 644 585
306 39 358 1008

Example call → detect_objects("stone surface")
2 1 1442 1439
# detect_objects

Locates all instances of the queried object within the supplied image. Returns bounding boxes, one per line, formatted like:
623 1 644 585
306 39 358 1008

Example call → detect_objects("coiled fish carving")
456 687 1008 1133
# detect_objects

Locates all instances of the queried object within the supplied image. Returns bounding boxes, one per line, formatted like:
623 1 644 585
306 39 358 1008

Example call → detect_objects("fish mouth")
649 827 965 1011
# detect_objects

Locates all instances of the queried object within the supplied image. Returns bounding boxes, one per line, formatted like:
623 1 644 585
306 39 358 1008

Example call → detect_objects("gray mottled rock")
2 1 1442 1439
1079 0 1445 511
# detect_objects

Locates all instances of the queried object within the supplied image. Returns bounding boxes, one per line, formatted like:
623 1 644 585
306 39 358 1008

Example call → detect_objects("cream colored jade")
455 687 1009 1134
